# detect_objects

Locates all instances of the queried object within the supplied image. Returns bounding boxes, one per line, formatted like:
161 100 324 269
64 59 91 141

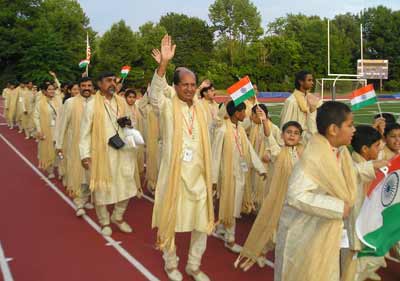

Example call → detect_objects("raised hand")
199 79 211 90
160 34 176 63
157 34 176 77
49 71 56 78
256 105 266 121
151 49 161 64
373 117 386 135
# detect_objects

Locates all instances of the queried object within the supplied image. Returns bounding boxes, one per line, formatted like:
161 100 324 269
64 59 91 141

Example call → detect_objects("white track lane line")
0 241 14 281
0 134 160 281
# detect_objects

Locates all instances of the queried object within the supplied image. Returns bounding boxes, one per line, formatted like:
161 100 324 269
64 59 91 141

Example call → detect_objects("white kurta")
275 150 345 281
150 72 210 233
79 95 138 205
212 121 266 217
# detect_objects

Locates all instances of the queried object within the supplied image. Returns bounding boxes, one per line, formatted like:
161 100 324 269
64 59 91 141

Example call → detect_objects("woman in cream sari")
33 83 61 179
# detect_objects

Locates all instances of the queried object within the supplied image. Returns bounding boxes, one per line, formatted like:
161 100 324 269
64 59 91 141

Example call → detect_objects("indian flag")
350 84 377 111
79 59 90 69
227 76 255 106
356 155 400 257
120 65 131 78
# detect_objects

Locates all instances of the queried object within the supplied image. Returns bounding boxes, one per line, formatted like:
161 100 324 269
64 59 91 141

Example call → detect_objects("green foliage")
1 0 399 92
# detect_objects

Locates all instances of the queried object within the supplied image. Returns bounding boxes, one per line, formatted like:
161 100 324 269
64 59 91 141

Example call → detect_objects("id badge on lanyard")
183 147 194 162
240 157 249 172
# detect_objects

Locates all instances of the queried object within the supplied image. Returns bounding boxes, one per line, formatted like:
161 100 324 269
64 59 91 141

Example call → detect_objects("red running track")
0 101 399 281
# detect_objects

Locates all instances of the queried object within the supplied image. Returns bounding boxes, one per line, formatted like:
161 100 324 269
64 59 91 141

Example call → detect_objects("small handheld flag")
350 84 378 111
120 65 131 79
227 76 255 106
79 59 90 69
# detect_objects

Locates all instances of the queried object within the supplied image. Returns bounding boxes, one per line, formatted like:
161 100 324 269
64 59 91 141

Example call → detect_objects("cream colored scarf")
157 96 214 251
146 107 160 191
89 92 126 192
236 144 303 271
66 95 85 196
289 134 357 281
249 121 268 208
38 96 60 170
293 89 309 113
128 103 145 175
218 119 253 228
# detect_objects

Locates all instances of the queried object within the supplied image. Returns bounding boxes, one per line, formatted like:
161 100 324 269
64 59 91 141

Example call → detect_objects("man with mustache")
56 77 95 217
151 35 214 281
79 72 139 236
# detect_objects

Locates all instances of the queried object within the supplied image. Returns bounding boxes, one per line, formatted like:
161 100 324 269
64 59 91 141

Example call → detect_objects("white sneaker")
101 225 112 236
48 173 55 179
164 267 183 281
368 272 381 281
84 202 94 209
185 266 210 281
111 219 133 233
256 256 267 268
224 242 242 254
75 208 86 217
25 136 30 140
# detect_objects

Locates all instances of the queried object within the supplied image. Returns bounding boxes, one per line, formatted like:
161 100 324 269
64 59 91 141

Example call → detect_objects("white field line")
0 134 159 281
0 241 14 281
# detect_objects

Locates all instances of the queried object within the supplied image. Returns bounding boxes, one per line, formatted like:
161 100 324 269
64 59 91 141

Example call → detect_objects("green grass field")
265 100 400 126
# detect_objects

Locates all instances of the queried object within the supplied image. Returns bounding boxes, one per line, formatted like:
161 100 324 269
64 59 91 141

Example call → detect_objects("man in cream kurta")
151 35 212 281
56 77 94 217
280 71 320 140
80 72 138 237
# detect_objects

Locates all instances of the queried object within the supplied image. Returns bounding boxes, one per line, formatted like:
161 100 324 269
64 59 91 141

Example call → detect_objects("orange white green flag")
227 76 255 106
120 65 131 79
350 84 377 111
356 155 400 257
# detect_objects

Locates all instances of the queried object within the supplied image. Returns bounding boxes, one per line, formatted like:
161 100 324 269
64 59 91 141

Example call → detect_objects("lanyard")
233 126 244 157
104 99 119 117
182 106 196 136
104 100 119 133
47 101 57 117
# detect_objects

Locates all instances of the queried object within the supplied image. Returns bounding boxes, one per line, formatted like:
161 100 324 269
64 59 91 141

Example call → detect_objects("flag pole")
377 100 383 118
86 32 90 77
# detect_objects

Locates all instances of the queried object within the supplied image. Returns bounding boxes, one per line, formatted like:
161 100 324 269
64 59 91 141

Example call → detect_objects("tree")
159 13 213 77
18 0 93 83
209 0 263 67
94 20 141 85
137 22 168 85
0 0 41 83
362 6 400 85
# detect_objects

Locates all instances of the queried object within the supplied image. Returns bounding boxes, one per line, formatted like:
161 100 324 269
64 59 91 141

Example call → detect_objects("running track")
0 100 399 281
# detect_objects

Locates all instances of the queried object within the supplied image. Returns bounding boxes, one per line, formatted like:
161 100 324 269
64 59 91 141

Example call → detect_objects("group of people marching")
2 35 400 281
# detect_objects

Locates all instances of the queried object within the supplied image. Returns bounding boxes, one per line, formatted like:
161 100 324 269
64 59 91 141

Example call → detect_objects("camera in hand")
117 116 132 128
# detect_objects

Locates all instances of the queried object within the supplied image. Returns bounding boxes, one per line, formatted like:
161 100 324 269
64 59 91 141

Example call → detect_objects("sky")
78 0 400 34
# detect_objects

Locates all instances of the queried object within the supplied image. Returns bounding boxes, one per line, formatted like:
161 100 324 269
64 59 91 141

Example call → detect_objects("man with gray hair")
151 35 214 281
